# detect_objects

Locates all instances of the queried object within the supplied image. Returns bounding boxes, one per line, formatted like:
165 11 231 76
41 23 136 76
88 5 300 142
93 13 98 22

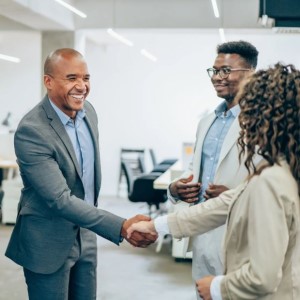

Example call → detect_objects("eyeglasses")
206 67 251 79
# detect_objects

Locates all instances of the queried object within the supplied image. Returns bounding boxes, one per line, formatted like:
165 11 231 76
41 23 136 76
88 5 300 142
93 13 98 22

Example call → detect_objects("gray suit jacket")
5 96 125 274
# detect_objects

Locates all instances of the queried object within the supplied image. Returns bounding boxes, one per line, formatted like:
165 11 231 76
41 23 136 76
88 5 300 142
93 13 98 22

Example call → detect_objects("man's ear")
44 74 52 89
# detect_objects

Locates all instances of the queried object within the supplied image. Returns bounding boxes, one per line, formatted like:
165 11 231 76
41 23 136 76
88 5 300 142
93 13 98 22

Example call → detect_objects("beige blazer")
169 108 262 254
178 110 250 188
168 159 300 299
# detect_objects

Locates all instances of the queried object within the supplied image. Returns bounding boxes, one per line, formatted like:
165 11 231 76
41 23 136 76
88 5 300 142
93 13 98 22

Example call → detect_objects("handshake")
121 215 159 248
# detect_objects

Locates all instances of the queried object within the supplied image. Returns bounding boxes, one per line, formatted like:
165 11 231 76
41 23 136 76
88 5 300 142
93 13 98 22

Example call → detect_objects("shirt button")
206 176 210 180
215 138 218 141
223 121 226 124
210 157 214 160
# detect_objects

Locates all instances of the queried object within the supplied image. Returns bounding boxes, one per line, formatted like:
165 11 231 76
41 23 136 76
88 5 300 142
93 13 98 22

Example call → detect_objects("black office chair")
121 160 167 216
149 148 178 173
0 188 4 222
118 148 146 195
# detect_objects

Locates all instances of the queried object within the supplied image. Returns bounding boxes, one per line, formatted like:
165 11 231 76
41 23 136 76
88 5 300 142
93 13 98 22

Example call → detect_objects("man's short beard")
225 95 235 103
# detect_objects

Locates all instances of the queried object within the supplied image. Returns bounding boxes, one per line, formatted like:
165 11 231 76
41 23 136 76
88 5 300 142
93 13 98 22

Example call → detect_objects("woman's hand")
127 220 157 238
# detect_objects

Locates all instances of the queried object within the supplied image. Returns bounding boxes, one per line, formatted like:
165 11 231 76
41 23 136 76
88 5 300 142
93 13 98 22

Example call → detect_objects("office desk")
153 160 183 190
0 158 20 225
153 161 193 260
0 159 18 180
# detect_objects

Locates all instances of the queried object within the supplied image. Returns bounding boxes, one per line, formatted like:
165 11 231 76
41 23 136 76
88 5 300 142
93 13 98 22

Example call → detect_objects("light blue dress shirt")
199 102 240 202
49 99 95 206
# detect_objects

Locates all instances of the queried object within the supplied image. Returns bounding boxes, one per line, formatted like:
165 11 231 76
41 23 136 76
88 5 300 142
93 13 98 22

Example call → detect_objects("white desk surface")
153 161 183 190
0 158 18 169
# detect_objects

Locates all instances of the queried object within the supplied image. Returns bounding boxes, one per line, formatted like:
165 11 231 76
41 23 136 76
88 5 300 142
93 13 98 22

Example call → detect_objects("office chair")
121 160 167 216
118 148 146 195
149 148 178 173
0 188 4 222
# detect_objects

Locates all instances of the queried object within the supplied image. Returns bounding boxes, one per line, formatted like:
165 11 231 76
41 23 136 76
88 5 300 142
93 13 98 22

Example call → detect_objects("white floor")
0 196 195 300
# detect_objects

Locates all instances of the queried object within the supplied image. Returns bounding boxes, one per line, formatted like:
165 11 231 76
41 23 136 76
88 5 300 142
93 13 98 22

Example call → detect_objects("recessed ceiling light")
0 53 20 63
140 49 157 62
107 28 134 47
54 0 87 18
210 0 220 18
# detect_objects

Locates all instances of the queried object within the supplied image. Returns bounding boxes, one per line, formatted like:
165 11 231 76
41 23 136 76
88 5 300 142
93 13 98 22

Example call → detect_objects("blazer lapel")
41 96 82 178
84 112 101 202
193 112 216 181
216 117 240 170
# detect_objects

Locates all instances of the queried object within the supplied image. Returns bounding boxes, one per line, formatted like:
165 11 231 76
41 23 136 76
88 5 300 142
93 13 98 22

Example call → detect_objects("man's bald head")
44 48 84 76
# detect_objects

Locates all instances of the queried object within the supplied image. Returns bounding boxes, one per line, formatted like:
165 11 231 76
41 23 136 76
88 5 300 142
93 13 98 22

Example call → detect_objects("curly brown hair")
237 63 300 192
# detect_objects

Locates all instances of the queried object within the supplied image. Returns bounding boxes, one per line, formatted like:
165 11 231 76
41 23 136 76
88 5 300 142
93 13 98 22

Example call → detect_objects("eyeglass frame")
206 67 251 79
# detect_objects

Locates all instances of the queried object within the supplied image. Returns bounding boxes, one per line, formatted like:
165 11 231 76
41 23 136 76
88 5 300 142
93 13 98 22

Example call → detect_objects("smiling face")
44 52 90 118
211 53 251 109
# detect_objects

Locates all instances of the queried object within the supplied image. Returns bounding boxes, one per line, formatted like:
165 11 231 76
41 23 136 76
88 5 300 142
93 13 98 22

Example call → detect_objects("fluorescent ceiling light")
0 53 20 63
54 0 87 18
210 0 220 18
140 49 157 62
219 28 226 43
107 28 134 47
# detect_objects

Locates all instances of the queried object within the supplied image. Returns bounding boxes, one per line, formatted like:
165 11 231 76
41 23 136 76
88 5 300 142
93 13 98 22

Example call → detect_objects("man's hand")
196 276 215 300
169 174 201 203
127 220 157 238
121 215 158 248
204 184 228 200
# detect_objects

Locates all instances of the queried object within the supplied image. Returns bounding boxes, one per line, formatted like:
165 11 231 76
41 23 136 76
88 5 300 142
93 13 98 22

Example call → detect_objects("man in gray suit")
5 48 156 300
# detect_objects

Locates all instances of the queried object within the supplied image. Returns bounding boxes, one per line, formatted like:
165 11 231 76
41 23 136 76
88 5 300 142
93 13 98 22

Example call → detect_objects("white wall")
80 29 300 195
1 29 300 196
0 30 42 130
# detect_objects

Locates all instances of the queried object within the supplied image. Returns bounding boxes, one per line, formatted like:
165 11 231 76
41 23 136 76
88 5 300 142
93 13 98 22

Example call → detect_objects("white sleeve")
154 215 170 235
210 275 224 300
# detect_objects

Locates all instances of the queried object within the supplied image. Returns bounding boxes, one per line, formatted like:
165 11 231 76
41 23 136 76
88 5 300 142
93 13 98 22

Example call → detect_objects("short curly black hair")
217 40 258 69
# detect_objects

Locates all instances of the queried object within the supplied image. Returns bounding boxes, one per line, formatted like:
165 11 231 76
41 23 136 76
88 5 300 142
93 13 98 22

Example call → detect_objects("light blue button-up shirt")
49 100 95 206
199 102 240 202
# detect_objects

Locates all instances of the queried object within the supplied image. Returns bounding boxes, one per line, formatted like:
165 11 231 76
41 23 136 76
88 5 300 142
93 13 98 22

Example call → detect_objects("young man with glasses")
167 40 260 299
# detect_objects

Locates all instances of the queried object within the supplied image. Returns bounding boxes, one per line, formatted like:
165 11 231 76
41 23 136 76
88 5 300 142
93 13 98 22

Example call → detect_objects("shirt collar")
214 101 240 118
48 98 86 125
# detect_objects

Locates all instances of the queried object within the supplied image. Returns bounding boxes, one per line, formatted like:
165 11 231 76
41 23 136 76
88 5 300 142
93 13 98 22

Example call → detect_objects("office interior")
0 0 300 299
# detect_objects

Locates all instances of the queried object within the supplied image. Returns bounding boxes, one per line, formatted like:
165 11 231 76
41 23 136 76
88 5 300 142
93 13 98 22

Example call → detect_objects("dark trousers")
24 228 97 300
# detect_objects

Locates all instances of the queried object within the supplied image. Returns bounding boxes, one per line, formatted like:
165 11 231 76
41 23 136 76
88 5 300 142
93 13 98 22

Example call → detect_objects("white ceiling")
0 0 264 31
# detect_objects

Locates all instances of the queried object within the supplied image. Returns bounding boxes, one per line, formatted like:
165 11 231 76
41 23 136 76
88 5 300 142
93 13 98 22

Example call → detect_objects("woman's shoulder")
253 159 298 197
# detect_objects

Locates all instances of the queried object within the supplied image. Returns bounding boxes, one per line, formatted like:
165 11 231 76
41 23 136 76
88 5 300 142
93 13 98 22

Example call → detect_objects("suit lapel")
193 112 216 181
216 117 240 170
41 96 82 178
84 112 101 201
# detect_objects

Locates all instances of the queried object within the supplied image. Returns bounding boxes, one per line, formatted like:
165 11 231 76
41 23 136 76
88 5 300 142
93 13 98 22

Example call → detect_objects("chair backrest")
121 160 135 195
0 189 4 209
120 148 146 176
149 148 157 167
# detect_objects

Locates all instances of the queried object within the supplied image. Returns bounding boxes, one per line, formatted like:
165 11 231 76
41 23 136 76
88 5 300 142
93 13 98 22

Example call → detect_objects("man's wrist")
120 219 127 243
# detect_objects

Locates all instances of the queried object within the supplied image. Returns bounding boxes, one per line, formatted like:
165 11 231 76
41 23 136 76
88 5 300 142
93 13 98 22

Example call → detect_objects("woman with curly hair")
128 63 300 300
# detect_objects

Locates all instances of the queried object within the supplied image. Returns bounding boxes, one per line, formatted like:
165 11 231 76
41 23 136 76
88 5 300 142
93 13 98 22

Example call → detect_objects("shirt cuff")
154 215 170 235
210 275 224 300
167 184 180 204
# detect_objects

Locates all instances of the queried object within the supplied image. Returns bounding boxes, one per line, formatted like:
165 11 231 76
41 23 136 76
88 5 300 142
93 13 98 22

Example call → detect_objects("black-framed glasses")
206 67 251 79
